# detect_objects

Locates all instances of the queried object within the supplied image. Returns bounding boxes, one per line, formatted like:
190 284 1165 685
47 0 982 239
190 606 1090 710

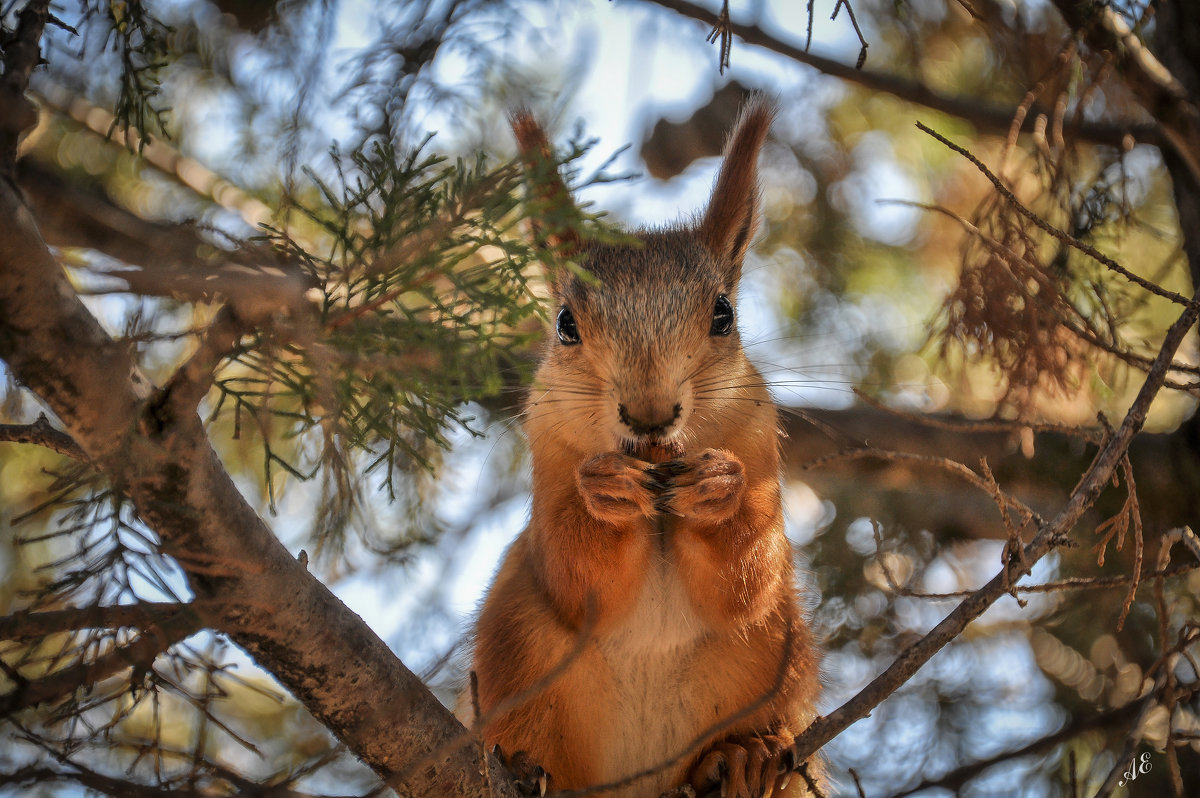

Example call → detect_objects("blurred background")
3 1 1199 796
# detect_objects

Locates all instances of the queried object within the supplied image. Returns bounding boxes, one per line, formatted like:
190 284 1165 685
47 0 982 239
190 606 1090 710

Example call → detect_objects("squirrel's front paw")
577 452 658 522
653 449 745 522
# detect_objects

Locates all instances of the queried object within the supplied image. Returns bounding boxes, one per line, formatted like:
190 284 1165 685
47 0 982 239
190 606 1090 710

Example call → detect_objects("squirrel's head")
513 98 775 460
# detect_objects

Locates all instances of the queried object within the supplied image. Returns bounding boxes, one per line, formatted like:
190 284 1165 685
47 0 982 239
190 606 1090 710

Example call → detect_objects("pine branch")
0 123 522 798
0 601 200 643
0 605 202 717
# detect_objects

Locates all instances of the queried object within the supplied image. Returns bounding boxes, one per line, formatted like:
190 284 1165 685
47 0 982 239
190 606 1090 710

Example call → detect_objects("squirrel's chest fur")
592 540 708 794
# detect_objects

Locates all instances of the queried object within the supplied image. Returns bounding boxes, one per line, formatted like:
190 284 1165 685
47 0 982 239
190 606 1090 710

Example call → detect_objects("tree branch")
884 700 1141 798
157 305 247 417
0 604 203 717
1050 0 1200 185
786 245 1200 768
0 0 49 172
0 601 199 643
0 159 516 797
640 0 1163 149
0 759 372 798
0 413 86 460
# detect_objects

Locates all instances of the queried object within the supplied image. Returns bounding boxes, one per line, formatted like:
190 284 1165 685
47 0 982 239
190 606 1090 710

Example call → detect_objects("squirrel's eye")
556 306 581 346
710 294 734 336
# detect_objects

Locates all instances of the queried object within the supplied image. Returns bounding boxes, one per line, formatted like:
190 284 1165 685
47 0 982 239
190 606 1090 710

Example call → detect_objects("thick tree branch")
0 0 49 172
641 0 1163 149
0 156 515 797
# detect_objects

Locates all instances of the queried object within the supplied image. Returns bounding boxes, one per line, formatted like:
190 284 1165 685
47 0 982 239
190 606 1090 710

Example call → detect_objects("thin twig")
640 0 1162 149
916 121 1190 307
1093 625 1200 798
786 276 1200 767
805 447 1039 522
884 700 1142 798
0 607 204 717
830 0 868 69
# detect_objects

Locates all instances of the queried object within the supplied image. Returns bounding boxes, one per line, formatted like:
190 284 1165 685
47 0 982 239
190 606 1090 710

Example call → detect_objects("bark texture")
0 173 516 797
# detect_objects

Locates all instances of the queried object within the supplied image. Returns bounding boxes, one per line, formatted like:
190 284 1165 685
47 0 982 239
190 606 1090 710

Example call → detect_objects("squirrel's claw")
654 449 746 523
491 744 550 797
578 452 659 521
687 732 797 798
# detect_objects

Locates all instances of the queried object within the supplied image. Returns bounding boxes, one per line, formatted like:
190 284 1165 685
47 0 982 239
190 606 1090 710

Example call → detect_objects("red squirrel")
464 97 819 798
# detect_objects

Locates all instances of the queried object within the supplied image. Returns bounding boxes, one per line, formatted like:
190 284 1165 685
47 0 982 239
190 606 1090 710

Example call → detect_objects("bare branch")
885 701 1141 798
1051 0 1200 186
787 268 1200 765
0 413 86 460
1094 624 1200 798
804 447 1039 522
32 82 274 230
0 760 371 798
915 122 1191 306
830 0 867 69
640 0 1162 149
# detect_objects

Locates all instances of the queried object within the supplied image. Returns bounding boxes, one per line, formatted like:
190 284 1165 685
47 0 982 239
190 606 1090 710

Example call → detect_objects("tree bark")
0 167 515 798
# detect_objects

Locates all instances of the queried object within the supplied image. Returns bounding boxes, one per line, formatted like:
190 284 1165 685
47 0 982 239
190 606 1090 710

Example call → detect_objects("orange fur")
465 97 819 798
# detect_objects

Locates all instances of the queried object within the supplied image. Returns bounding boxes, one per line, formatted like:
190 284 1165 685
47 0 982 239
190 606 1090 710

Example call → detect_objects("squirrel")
463 97 820 798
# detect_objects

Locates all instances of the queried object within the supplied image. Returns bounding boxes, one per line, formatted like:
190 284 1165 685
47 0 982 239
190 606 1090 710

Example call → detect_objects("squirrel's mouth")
621 436 685 464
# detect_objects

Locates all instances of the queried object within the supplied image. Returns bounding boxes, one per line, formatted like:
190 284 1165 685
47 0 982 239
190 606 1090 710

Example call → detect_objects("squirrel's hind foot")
687 732 797 798
490 744 549 798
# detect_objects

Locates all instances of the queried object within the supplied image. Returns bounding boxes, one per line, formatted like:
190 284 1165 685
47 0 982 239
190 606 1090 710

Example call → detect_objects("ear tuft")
509 109 582 275
698 94 775 281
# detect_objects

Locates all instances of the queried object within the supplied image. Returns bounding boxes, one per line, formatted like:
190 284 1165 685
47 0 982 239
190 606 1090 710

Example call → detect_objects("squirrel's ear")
699 96 774 281
510 110 582 286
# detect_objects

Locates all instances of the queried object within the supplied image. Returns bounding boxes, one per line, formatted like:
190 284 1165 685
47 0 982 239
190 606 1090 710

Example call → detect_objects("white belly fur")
593 551 708 797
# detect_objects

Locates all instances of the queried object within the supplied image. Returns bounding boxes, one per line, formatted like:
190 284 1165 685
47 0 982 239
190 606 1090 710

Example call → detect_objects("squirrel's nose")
618 403 682 437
